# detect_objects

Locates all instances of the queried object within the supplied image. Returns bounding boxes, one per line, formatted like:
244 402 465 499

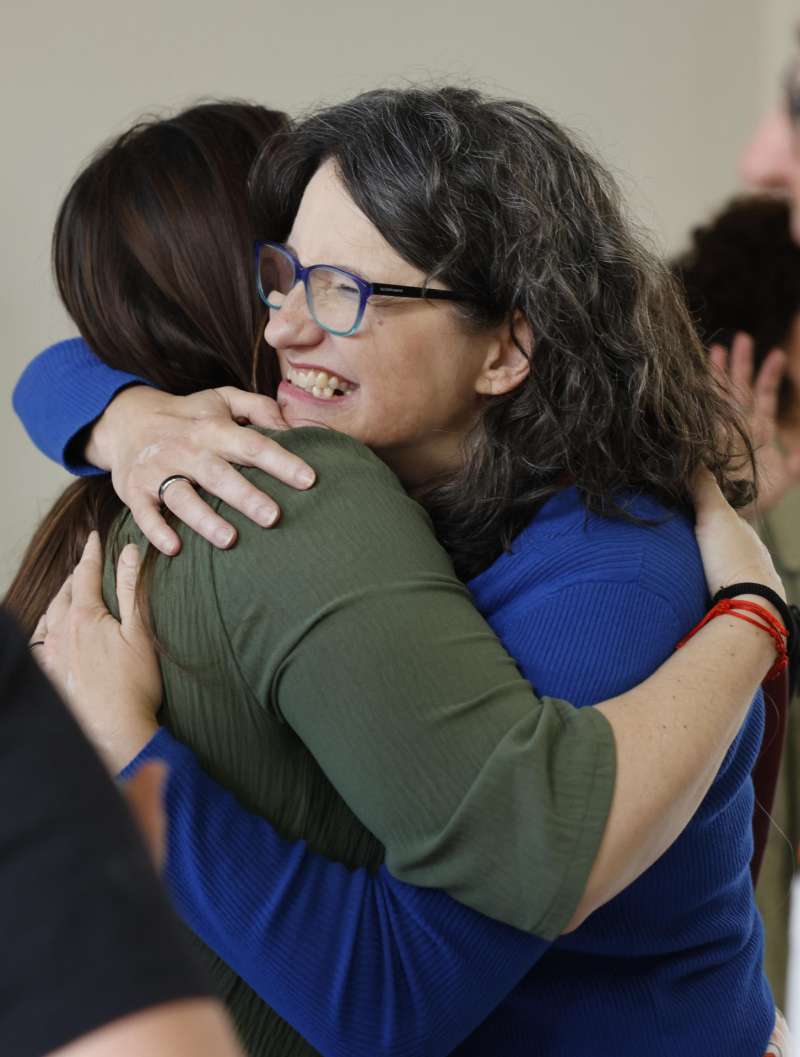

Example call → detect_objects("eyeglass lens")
259 244 363 334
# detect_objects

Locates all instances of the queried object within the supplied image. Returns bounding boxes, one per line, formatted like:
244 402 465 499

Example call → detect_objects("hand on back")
87 386 316 555
31 532 161 772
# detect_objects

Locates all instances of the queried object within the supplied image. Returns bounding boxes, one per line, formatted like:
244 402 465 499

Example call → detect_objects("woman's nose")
739 109 796 191
265 283 326 349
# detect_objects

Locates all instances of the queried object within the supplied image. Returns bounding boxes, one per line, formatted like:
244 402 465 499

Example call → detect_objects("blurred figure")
741 52 800 241
674 194 800 1009
0 605 243 1057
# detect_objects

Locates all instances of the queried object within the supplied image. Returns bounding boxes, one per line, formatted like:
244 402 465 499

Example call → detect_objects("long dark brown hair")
252 86 754 580
5 101 287 634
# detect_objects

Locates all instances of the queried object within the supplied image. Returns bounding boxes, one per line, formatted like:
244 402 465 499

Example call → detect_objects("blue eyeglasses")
255 240 475 337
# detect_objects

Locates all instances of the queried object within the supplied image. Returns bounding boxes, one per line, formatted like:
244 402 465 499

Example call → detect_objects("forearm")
124 732 543 1057
50 1000 242 1057
579 606 774 927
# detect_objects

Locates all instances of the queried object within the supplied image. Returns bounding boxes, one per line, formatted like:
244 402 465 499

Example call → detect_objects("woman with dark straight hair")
6 100 292 636
12 90 789 1056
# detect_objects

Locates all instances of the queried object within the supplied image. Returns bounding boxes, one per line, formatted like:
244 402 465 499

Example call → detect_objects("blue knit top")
14 340 773 1055
458 485 772 1055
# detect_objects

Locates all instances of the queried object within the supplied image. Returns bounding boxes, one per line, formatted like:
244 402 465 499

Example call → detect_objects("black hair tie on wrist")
712 583 799 697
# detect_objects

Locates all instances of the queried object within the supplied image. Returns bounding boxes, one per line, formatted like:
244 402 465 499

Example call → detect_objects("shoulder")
117 426 457 625
111 426 439 569
472 488 705 627
230 427 446 572
257 425 396 479
243 425 417 512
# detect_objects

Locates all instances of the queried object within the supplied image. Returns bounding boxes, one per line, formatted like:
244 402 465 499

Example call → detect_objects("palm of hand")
32 533 162 773
710 334 800 515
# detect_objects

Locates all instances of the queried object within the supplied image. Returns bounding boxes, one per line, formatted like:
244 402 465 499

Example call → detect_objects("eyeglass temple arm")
369 283 472 302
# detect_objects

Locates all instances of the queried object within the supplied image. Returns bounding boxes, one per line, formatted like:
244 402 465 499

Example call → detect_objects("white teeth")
287 366 354 398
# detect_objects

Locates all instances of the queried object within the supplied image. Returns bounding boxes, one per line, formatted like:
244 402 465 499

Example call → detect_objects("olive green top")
105 427 615 1056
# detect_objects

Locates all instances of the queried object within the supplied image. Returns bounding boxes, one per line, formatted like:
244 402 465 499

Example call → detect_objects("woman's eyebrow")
287 241 369 278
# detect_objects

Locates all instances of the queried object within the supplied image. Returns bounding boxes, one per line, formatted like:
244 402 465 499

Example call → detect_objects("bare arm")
577 608 772 927
38 461 784 935
50 1000 243 1057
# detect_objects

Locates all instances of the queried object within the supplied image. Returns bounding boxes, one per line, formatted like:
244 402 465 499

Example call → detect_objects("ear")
474 313 533 397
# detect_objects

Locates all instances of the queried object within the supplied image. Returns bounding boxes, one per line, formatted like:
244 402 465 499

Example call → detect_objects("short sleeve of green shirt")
123 427 615 940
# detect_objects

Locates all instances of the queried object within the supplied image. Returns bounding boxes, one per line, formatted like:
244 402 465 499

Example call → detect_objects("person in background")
0 602 244 1057
741 44 800 242
674 194 800 1006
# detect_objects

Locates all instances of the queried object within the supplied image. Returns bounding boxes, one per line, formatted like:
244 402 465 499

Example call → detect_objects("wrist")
712 582 790 637
101 716 160 774
731 593 782 626
678 579 792 682
681 592 790 681
84 384 154 471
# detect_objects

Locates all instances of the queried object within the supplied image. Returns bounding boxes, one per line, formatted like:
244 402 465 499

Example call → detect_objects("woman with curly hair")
14 90 786 1055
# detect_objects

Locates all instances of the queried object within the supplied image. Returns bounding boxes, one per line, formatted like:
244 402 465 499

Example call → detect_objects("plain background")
0 0 797 591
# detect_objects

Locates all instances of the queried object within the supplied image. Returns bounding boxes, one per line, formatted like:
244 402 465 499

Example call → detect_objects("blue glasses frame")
255 240 475 337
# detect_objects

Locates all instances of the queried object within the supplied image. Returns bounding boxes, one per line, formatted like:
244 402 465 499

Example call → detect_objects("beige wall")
0 0 784 590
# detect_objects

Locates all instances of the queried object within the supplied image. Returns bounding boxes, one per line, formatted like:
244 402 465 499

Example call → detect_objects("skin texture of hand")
709 332 800 516
86 386 317 555
32 533 161 772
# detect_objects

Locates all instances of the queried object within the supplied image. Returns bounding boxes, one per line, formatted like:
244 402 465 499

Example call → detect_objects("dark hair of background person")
4 101 288 636
672 194 800 423
251 86 755 581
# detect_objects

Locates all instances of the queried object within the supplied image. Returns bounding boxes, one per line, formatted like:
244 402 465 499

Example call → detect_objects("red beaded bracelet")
676 598 789 682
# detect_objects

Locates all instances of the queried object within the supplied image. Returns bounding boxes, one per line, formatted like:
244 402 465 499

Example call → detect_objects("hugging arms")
9 91 787 1056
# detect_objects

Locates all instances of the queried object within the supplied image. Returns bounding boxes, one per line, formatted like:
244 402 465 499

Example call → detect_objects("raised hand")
709 332 800 514
86 386 316 555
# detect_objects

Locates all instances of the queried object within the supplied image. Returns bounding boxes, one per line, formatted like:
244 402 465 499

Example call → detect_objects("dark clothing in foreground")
0 607 209 1057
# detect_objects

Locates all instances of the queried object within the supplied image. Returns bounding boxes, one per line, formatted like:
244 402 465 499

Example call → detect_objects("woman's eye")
336 283 360 298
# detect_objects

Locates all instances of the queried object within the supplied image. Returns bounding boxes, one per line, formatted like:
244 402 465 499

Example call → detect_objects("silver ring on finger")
158 474 197 507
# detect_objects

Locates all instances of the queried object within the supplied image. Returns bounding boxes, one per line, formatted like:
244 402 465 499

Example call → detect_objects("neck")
375 435 467 492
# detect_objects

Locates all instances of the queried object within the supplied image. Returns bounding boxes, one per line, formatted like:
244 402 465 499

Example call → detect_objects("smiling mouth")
285 365 357 401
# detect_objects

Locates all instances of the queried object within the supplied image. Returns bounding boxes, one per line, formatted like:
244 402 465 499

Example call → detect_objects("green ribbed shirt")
105 427 615 1056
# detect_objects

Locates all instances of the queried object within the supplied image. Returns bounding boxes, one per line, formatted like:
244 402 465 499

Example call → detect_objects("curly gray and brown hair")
251 86 752 579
